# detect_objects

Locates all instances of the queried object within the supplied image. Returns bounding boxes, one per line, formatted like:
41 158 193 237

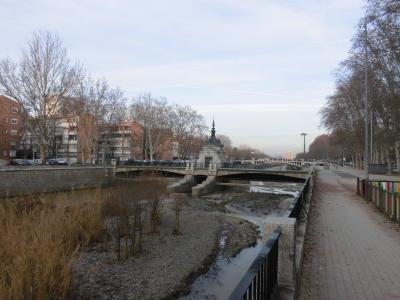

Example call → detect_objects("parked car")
56 159 68 165
0 159 9 167
10 159 30 166
47 159 58 165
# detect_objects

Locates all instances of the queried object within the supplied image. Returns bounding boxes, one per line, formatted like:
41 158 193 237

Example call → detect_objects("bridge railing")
117 160 187 168
357 178 400 222
228 230 281 300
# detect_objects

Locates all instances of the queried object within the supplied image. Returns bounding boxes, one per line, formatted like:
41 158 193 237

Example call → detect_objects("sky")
1 0 365 156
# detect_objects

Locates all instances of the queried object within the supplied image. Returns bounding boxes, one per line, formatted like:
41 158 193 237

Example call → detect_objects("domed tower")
197 120 225 168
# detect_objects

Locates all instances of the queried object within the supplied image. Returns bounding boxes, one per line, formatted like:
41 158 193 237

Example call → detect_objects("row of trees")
130 94 206 161
321 0 400 171
0 32 127 163
0 31 268 163
0 32 207 163
217 134 268 160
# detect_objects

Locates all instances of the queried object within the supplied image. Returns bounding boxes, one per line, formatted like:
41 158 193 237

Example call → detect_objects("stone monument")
197 120 224 168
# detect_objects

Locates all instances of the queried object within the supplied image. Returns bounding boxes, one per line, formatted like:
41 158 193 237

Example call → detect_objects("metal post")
301 133 307 158
364 21 369 180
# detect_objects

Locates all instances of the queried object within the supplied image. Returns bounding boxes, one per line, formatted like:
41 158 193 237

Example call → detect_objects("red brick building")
0 95 22 161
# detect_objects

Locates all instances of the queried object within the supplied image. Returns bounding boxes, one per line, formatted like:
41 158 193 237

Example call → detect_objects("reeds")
0 179 170 299
0 192 105 299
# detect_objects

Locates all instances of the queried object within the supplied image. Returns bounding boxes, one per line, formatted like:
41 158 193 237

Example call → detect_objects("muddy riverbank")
72 189 260 300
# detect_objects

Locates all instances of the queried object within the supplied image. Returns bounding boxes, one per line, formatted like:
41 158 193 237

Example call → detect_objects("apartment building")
98 121 143 163
0 95 22 161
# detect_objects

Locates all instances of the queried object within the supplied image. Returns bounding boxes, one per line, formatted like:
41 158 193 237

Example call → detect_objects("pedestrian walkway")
332 165 400 181
299 170 400 300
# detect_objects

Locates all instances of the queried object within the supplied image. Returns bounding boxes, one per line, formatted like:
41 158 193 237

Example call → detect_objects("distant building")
98 121 143 163
0 95 22 161
285 151 294 160
197 120 224 168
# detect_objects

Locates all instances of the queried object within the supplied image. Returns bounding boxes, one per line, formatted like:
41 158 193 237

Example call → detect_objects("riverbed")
2 176 303 299
181 180 303 299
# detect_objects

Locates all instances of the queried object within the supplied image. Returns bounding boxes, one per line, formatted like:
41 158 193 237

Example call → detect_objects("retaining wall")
0 167 114 198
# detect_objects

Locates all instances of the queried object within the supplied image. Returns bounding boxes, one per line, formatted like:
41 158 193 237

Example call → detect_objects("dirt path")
299 170 400 300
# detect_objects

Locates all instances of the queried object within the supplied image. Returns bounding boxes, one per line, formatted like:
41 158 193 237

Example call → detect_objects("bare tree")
217 134 233 159
0 31 82 163
171 104 206 159
130 94 173 162
320 0 400 171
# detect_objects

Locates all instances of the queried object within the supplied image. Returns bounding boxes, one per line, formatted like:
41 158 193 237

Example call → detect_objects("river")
4 175 303 299
181 180 303 299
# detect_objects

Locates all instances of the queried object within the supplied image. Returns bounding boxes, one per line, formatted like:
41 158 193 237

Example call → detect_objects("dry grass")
0 179 169 299
0 192 105 299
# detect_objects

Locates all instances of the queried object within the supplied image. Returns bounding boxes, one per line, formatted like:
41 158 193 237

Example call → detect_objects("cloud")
193 103 321 113
1 0 364 155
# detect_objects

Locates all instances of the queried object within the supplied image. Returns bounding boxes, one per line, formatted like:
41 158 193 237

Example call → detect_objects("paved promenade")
299 169 400 300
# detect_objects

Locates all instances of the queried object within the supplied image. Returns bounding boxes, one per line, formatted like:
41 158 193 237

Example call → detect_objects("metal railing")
228 230 281 300
117 160 187 168
289 176 311 219
357 178 400 222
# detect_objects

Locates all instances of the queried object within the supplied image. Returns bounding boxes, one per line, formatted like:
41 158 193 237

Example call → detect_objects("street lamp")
300 133 307 158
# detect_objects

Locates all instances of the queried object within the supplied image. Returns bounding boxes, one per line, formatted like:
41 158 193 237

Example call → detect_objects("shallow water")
180 180 303 300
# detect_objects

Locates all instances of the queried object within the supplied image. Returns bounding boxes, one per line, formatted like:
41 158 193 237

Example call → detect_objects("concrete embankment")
0 167 114 198
167 175 195 193
192 176 216 197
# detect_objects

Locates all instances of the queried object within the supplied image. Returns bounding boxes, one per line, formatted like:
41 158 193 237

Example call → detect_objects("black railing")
289 176 311 219
117 160 187 168
228 230 281 300
357 178 400 222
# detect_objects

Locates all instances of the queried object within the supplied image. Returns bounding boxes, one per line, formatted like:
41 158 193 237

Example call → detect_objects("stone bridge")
115 164 309 180
115 164 310 196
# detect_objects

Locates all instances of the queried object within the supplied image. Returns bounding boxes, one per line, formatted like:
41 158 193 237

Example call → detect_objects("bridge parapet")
115 164 310 180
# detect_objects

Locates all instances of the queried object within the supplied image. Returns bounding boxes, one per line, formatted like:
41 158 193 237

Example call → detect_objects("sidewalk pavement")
330 165 400 181
298 169 400 300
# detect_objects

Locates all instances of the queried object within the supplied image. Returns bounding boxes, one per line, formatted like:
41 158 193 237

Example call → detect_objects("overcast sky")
1 0 365 156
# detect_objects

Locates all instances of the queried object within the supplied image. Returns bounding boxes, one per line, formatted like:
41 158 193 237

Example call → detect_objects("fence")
357 178 400 222
289 176 311 219
229 174 313 299
228 230 280 300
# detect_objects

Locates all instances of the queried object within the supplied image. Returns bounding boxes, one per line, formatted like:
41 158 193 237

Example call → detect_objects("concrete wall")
192 176 216 197
0 167 114 198
167 175 195 193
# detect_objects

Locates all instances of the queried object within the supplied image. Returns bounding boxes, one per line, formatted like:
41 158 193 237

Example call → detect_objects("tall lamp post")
300 133 307 158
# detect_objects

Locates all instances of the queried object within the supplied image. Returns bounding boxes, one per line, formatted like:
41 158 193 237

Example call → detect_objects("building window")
3 150 7 156
11 119 17 124
11 129 17 135
12 107 18 113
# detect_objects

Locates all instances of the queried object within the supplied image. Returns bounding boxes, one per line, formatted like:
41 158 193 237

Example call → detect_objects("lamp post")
300 133 307 158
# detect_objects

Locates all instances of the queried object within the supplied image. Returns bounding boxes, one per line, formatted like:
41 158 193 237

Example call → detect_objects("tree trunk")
356 152 362 169
374 147 379 164
395 141 400 175
386 145 392 174
40 143 46 164
148 131 154 162
380 146 385 165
